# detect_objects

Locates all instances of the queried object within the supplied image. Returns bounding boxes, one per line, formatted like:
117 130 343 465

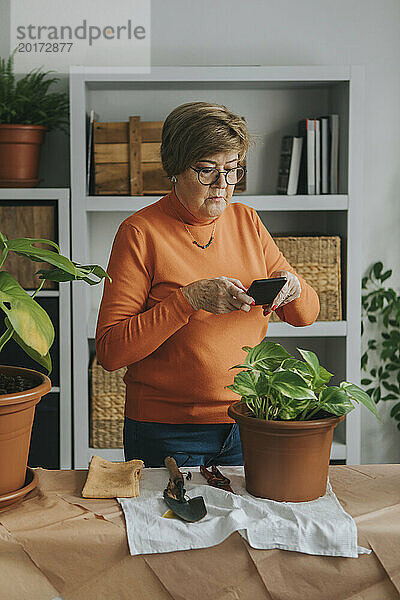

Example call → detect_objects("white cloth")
118 466 371 558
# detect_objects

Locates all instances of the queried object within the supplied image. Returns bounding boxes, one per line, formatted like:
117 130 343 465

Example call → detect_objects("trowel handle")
164 456 184 484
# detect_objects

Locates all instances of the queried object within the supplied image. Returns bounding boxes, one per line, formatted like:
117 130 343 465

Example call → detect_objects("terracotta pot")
0 366 51 496
228 401 345 502
0 124 47 186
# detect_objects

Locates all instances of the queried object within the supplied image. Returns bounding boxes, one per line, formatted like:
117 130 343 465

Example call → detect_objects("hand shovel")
163 456 207 522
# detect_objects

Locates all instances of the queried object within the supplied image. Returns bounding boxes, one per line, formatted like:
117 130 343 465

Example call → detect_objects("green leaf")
255 372 270 397
229 362 255 371
4 237 78 276
390 403 400 418
226 370 259 397
0 272 54 356
36 262 111 284
361 353 368 369
297 348 320 376
373 262 383 278
280 358 313 382
382 394 398 401
341 382 382 421
296 348 332 390
373 387 381 402
278 397 310 420
382 381 399 393
381 270 392 283
269 370 317 400
5 318 52 375
361 378 372 385
74 263 112 283
319 386 355 416
317 365 334 386
0 320 13 351
243 340 293 371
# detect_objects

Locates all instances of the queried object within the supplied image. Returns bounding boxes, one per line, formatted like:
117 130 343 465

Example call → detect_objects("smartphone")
246 277 287 306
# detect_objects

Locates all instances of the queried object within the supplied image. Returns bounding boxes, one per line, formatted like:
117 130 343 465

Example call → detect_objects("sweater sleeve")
251 210 320 326
95 222 196 371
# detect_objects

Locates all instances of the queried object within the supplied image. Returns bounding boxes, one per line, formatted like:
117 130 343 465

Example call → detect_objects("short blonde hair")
160 101 254 178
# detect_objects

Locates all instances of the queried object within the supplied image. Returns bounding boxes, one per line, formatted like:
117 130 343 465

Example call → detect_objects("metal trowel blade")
163 495 207 522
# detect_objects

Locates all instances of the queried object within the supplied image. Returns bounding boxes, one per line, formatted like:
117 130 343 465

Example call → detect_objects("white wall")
1 0 399 463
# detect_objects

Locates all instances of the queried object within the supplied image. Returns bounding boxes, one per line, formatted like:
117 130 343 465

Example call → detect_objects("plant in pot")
361 261 400 431
0 49 69 187
227 340 382 502
0 231 110 509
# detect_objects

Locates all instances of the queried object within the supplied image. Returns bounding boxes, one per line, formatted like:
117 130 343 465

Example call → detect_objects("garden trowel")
163 456 207 522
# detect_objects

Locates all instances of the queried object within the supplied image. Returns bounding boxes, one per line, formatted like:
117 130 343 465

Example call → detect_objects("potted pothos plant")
0 49 69 187
227 340 381 502
0 231 110 506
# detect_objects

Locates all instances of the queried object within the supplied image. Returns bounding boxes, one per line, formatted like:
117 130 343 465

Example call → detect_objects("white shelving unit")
0 188 72 469
70 66 364 469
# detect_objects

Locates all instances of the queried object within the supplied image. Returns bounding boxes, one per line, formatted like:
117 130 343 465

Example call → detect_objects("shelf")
86 440 346 465
71 64 351 87
72 65 364 468
27 290 60 297
85 195 348 213
88 306 346 339
268 321 347 337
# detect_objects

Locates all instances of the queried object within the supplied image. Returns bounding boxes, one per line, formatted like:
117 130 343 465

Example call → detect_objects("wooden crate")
93 116 247 195
0 205 56 289
270 235 342 321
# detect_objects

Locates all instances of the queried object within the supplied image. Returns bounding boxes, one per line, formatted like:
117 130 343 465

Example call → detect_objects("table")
0 464 399 600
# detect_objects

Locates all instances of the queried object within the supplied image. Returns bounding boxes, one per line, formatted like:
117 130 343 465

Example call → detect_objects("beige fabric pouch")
82 455 144 498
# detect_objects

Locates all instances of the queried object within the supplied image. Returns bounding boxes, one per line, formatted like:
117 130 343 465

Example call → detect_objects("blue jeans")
123 417 243 468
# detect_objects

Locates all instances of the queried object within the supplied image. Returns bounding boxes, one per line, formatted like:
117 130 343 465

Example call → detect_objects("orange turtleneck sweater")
95 187 320 423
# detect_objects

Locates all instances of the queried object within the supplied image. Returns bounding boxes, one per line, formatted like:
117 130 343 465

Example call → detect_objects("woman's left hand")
262 270 301 316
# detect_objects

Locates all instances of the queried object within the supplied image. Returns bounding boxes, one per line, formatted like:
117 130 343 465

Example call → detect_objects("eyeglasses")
190 165 246 186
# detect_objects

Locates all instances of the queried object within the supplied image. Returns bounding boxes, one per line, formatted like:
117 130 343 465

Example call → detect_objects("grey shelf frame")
70 65 364 468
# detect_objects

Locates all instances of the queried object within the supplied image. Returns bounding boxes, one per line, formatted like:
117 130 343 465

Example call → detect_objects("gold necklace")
170 198 216 249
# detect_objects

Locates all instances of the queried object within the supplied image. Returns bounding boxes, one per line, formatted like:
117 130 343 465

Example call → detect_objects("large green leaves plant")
361 261 400 430
227 340 381 422
0 231 110 374
0 49 69 133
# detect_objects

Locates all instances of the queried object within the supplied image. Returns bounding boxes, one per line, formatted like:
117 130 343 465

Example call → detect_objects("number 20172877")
17 42 73 53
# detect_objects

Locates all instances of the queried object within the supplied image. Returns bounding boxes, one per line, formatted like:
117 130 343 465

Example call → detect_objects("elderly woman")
95 101 320 468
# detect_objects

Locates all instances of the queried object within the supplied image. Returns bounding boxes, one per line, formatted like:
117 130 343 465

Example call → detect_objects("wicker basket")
89 357 127 448
270 235 342 321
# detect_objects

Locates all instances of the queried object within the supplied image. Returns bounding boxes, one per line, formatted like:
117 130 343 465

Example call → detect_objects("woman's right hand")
181 276 255 314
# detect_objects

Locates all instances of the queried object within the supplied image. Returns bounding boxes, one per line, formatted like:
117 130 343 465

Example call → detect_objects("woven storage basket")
90 357 126 448
270 235 342 321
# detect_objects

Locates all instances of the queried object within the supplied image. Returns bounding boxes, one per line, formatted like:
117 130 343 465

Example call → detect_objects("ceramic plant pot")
0 124 47 187
228 401 345 502
0 366 51 497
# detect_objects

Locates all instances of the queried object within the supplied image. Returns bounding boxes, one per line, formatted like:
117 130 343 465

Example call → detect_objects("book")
320 117 329 194
287 137 303 195
315 118 321 195
277 136 303 195
298 118 315 194
86 109 97 196
328 114 339 194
